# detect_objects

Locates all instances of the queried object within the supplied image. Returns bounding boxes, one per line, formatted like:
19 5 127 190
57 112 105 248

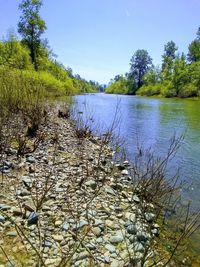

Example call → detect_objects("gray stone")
129 235 137 243
105 186 116 195
74 251 89 261
87 209 97 218
96 256 110 263
105 244 116 253
0 204 11 211
0 215 6 223
6 231 17 237
125 212 136 223
137 232 148 243
43 240 53 248
85 180 97 190
145 213 155 223
110 235 123 244
134 242 145 253
27 212 39 225
92 227 102 237
127 224 137 235
151 228 159 236
26 156 36 163
55 187 65 193
3 161 13 168
121 169 129 175
73 220 88 230
94 218 104 226
62 221 70 231
132 195 140 203
86 243 96 250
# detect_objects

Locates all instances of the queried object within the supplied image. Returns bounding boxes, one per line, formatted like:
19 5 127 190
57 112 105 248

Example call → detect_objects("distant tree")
162 41 178 70
114 74 122 82
18 0 46 70
188 27 200 62
130 49 152 88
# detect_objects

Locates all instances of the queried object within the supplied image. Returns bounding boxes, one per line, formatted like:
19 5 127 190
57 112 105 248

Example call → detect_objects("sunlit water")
74 93 200 209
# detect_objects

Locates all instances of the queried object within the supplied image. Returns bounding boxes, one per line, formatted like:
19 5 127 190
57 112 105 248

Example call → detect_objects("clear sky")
0 0 199 84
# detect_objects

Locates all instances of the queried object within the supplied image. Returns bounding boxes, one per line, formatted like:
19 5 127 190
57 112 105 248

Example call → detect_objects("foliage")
0 33 32 69
108 26 200 98
18 0 46 70
188 27 200 62
105 75 136 94
162 41 178 70
130 49 153 88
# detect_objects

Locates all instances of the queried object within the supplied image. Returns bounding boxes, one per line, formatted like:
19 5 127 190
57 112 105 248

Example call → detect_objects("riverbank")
0 102 164 267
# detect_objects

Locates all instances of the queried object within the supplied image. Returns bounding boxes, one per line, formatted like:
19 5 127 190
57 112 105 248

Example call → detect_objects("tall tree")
18 0 46 70
130 49 152 88
188 27 200 62
162 41 178 70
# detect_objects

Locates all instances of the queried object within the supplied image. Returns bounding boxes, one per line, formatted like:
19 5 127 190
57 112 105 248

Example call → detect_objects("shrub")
178 83 199 98
136 84 161 96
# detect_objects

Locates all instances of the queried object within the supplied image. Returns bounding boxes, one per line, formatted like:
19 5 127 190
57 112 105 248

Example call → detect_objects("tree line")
106 27 200 98
0 0 100 96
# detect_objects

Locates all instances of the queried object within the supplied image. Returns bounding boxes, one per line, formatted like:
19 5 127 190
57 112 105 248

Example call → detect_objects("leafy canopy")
18 0 46 69
130 49 152 88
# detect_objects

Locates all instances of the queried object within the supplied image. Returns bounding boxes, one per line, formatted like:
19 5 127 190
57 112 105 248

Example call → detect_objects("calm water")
74 93 200 208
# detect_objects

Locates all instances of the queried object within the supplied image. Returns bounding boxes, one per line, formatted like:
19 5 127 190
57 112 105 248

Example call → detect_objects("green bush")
106 78 129 94
178 83 199 98
136 84 161 96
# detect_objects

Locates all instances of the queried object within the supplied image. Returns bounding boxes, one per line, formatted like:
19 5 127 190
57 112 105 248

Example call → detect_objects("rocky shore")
0 104 159 267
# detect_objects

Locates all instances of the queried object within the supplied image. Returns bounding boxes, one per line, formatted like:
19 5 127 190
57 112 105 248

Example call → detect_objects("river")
74 93 200 209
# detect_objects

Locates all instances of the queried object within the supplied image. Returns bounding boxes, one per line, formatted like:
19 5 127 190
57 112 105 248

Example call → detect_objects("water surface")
74 93 200 208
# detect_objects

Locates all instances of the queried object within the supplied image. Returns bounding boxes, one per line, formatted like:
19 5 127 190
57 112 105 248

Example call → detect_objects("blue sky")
0 0 199 84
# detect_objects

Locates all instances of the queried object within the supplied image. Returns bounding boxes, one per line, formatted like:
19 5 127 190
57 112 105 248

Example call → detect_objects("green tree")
142 66 161 85
162 41 178 71
130 49 152 88
171 55 187 96
188 27 200 62
18 0 46 70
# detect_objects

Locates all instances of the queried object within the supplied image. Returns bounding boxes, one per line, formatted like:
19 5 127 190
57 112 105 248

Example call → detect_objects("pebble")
110 235 123 244
127 224 137 235
145 213 155 223
27 212 39 225
55 220 62 226
92 226 102 237
105 244 116 253
26 156 36 163
121 169 129 175
52 234 63 242
0 204 11 211
0 110 159 266
62 221 70 231
0 215 6 223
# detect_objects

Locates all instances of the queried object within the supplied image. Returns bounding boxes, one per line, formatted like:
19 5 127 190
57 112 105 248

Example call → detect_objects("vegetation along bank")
106 28 200 98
